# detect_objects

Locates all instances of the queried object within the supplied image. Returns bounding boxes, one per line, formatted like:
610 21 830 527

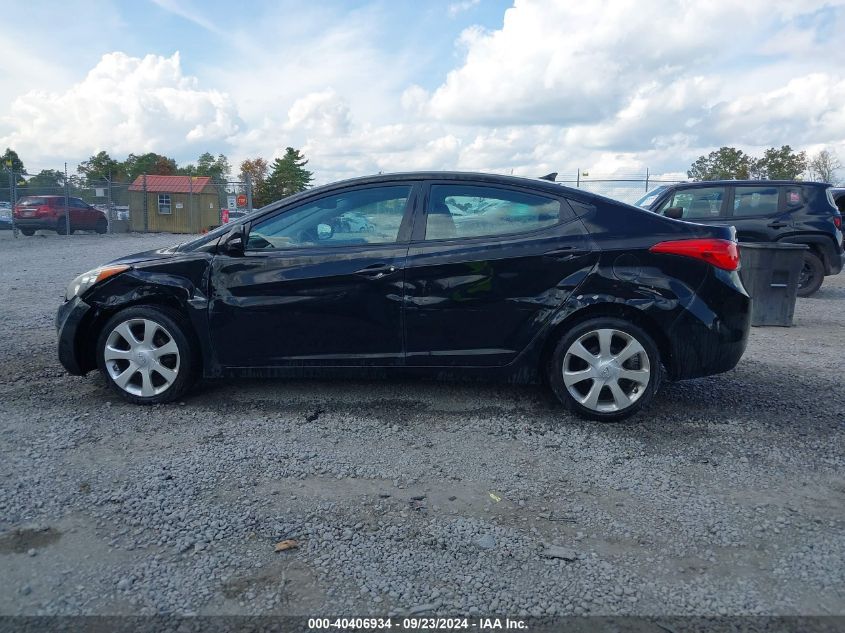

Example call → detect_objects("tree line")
1 147 314 208
688 146 841 183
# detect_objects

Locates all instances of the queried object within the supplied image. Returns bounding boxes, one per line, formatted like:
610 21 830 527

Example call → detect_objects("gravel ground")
0 230 843 617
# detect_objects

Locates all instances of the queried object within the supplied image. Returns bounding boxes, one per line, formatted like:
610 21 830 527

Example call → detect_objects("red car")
13 195 108 235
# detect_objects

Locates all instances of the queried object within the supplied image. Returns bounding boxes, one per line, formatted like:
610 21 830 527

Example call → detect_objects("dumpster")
738 242 808 327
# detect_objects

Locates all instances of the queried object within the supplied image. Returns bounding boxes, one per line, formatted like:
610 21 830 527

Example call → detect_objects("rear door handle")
544 246 587 259
768 221 789 229
354 263 397 280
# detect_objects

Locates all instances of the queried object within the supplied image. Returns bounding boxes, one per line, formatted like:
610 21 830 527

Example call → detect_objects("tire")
20 229 34 236
94 218 107 234
96 306 198 405
547 317 662 422
56 219 69 235
797 251 824 297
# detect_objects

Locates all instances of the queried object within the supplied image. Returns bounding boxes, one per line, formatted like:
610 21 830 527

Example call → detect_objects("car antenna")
538 172 558 182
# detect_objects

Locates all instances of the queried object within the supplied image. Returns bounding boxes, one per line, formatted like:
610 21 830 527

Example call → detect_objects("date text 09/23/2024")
307 617 528 630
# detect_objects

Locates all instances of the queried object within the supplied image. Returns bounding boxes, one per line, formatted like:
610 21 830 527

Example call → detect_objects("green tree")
124 152 178 182
196 152 230 182
688 147 752 180
753 145 807 180
77 151 125 183
1 148 25 174
24 169 66 191
258 148 313 203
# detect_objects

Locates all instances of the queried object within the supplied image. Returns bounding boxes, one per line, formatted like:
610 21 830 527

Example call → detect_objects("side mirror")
316 223 333 240
219 226 245 255
664 206 684 220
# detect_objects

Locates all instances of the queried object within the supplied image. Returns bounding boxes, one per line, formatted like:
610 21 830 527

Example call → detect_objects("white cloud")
285 90 352 136
149 0 223 35
3 1 845 186
0 52 241 167
448 0 481 18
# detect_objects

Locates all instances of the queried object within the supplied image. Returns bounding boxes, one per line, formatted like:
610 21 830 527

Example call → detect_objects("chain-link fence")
1 174 251 238
1 167 686 239
551 173 685 204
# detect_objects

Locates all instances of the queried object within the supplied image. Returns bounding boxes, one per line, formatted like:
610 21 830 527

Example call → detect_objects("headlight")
65 265 129 301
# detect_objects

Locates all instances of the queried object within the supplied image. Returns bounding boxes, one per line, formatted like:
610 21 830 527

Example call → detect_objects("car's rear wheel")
94 218 107 234
797 251 824 297
20 229 34 236
548 317 661 421
56 219 70 235
97 306 197 404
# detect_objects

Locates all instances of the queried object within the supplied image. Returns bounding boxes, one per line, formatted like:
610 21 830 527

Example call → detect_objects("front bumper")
56 296 92 375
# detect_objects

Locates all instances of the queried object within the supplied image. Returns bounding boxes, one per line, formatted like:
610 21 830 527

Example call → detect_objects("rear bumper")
830 249 844 276
14 218 59 230
56 296 92 375
667 269 751 380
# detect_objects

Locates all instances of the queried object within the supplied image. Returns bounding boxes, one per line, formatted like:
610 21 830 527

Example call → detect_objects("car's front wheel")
548 317 661 421
97 306 197 404
20 229 34 236
94 218 107 234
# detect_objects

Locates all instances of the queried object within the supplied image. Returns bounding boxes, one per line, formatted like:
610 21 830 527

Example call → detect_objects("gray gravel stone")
0 232 843 617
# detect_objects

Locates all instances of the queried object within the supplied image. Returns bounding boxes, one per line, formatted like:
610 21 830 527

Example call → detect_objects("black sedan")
57 172 751 421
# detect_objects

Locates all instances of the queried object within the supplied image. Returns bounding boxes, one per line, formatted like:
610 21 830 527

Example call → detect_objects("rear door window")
659 187 726 219
424 184 561 240
732 186 779 217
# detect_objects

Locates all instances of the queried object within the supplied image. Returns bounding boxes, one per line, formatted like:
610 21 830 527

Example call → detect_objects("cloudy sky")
1 0 843 183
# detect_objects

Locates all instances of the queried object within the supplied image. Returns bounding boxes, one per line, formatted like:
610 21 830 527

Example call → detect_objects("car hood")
108 245 181 266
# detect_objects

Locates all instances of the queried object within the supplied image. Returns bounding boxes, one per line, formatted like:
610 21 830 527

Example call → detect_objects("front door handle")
354 263 397 280
768 221 789 229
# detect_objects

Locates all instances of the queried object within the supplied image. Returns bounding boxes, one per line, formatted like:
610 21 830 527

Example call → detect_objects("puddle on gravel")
0 527 62 554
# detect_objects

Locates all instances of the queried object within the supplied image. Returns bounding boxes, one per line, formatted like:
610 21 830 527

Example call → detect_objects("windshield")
176 206 266 251
634 186 667 209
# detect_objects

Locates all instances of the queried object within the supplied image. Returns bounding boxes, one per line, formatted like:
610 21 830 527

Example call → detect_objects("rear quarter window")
18 197 50 206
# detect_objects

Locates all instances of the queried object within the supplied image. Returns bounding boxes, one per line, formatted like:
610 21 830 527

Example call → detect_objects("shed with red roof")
128 175 220 233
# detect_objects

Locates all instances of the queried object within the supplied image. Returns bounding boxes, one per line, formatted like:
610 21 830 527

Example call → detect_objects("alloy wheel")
103 318 181 397
562 328 650 413
799 262 811 289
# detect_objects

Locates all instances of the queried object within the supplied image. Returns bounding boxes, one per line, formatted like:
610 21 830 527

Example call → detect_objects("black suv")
637 181 844 296
832 187 845 214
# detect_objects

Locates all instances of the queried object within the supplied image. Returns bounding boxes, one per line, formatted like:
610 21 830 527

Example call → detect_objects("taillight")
36 205 52 217
834 215 842 229
649 238 740 271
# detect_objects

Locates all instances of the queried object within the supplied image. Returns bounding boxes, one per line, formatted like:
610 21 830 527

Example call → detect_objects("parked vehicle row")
57 172 751 421
13 195 108 235
0 201 12 230
636 181 844 296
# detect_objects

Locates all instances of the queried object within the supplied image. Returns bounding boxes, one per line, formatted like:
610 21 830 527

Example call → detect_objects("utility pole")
246 175 253 212
645 167 650 192
64 162 70 237
576 168 581 188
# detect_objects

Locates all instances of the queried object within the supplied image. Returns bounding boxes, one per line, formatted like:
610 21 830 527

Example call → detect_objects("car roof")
662 180 829 188
266 171 605 211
